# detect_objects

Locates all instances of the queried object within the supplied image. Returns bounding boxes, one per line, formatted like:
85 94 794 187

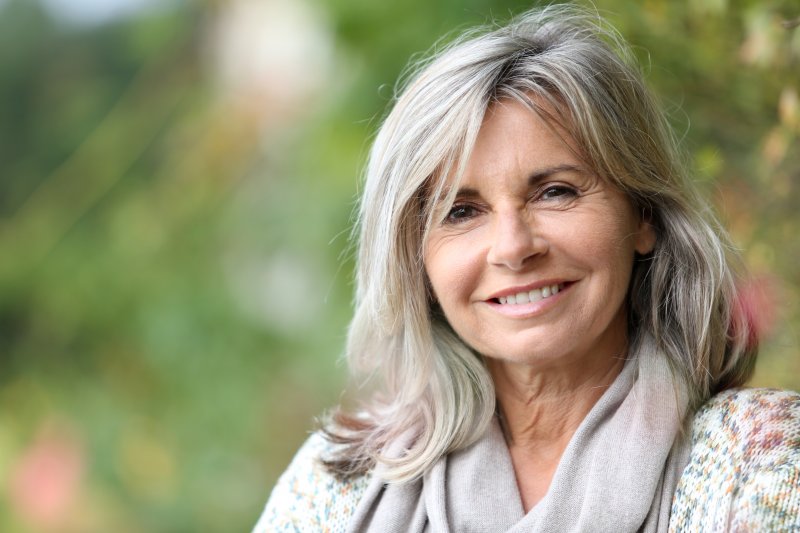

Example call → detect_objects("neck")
486 352 626 512
490 355 625 447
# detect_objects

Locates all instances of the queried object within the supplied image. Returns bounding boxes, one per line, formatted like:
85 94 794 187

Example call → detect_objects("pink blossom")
8 424 85 529
732 275 779 350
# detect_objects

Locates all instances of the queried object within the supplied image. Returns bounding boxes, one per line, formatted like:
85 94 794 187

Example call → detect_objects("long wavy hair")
323 4 757 482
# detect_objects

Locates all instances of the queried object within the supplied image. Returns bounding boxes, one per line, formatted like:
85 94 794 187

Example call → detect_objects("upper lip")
485 279 571 300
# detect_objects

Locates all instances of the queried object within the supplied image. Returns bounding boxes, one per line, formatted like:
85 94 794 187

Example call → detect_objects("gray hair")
324 4 756 482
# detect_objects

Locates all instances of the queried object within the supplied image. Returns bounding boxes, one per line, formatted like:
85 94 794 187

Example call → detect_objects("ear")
634 216 656 255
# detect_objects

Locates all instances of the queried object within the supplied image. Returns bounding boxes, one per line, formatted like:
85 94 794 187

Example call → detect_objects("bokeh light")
1 0 798 530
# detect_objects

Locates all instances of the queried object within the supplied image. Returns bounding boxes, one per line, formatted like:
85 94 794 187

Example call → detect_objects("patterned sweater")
254 388 800 532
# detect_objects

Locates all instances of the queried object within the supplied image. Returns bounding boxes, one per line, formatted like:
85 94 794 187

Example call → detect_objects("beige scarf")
347 336 690 532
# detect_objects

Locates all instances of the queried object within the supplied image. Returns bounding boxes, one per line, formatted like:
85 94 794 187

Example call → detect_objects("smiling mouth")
492 283 567 305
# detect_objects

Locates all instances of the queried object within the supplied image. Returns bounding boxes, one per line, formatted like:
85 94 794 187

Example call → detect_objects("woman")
255 5 800 532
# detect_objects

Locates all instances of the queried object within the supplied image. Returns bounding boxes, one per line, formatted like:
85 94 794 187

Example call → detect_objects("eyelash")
443 184 578 224
445 203 481 223
540 185 578 200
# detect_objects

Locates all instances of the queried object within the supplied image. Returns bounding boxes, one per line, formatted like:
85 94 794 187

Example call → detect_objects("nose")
486 210 547 270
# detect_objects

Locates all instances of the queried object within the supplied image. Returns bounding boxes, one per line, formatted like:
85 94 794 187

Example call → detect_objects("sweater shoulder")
670 388 800 532
252 432 370 533
696 386 800 418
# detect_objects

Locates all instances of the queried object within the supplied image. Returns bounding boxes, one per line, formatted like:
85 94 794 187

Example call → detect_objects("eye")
445 203 480 223
539 185 578 201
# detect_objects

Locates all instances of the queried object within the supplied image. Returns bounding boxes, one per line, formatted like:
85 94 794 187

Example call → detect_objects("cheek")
553 211 636 298
577 210 639 257
578 220 639 291
424 236 483 303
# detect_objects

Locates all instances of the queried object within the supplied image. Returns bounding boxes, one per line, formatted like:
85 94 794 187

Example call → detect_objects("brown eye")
540 185 577 200
446 204 480 223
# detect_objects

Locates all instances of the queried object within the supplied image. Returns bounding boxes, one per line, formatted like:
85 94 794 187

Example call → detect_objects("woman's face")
424 99 655 372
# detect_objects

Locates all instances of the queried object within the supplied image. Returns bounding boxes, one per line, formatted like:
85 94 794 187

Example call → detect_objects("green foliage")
0 0 797 530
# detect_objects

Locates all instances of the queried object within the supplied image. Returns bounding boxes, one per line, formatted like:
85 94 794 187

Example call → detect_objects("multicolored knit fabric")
669 388 800 532
253 433 369 533
254 388 800 532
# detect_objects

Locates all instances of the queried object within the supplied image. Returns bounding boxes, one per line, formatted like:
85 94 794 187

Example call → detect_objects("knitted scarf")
347 337 690 532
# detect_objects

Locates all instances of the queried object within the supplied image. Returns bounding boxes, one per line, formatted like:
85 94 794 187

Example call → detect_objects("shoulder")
252 432 370 533
670 388 800 532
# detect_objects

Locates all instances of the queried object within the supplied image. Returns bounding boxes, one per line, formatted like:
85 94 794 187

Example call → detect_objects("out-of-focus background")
0 0 798 530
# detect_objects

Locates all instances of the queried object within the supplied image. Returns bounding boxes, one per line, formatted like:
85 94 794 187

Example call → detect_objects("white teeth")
497 284 564 305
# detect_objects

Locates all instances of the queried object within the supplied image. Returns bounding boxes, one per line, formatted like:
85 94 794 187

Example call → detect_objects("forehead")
459 98 585 186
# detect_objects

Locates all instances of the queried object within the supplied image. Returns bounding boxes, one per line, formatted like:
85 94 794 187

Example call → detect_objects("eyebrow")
453 164 585 198
528 163 584 183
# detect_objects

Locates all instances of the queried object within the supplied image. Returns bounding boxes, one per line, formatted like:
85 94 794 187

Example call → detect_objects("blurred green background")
0 0 798 531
